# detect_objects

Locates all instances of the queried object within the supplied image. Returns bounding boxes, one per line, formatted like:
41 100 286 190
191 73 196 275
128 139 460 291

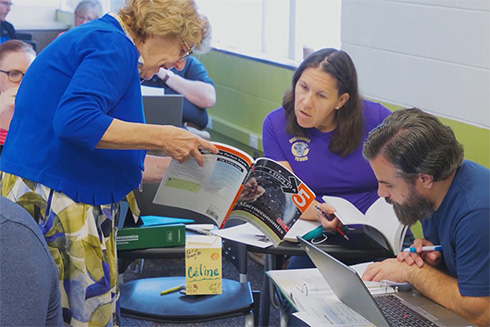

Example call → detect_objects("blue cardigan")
0 14 146 205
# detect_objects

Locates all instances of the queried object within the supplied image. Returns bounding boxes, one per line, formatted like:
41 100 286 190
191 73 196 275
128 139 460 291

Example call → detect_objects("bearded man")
361 108 489 326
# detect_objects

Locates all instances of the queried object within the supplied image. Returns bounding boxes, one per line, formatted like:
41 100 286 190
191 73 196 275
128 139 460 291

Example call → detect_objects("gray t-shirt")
0 196 63 326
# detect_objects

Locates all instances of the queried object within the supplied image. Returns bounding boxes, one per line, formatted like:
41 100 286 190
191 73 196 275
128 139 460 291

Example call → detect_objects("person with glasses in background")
142 49 216 136
58 0 103 37
0 1 15 44
0 39 35 154
74 0 102 27
0 0 217 326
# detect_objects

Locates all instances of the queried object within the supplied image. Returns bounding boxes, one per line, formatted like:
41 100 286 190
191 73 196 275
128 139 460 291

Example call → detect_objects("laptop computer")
297 236 475 327
143 94 183 127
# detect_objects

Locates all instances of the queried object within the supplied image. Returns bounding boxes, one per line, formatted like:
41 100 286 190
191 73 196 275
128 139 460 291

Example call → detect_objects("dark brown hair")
363 108 464 183
283 48 363 157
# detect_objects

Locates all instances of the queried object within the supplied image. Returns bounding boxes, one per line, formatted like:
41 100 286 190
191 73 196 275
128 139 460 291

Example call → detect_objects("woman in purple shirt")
262 48 392 267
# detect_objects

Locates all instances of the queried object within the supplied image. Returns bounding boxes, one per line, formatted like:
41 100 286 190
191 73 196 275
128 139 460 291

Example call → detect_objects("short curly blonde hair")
119 0 210 51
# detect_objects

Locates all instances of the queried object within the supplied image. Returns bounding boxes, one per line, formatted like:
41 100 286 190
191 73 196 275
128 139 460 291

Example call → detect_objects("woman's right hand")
315 202 344 232
160 125 218 166
97 120 217 166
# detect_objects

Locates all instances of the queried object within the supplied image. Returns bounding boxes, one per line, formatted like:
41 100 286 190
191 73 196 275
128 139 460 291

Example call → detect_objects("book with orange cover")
153 142 315 246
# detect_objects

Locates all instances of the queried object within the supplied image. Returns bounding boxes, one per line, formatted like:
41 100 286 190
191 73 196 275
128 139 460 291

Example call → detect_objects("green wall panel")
211 85 279 134
439 119 490 168
377 101 490 168
201 50 294 102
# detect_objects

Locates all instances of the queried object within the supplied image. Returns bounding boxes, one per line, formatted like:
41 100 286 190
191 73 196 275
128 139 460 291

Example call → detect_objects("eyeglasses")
0 69 24 83
0 1 12 6
75 15 97 23
177 39 193 62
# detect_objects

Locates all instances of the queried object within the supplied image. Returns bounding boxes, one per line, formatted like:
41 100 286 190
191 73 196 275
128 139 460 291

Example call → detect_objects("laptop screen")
297 236 390 326
143 94 183 127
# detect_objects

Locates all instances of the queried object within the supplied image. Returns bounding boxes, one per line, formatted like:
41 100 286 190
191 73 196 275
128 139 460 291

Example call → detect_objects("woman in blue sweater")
0 0 216 325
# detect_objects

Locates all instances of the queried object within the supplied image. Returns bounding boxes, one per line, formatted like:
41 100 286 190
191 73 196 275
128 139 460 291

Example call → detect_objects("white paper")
141 85 165 96
186 235 220 246
283 219 320 242
187 224 215 231
293 294 374 326
211 223 273 248
153 143 253 228
267 267 394 325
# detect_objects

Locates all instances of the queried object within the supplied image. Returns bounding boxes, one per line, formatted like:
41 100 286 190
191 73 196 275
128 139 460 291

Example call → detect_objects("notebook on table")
297 236 475 327
143 94 183 127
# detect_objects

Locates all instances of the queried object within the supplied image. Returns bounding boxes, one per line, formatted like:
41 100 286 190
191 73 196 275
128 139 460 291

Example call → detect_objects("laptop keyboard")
375 294 437 327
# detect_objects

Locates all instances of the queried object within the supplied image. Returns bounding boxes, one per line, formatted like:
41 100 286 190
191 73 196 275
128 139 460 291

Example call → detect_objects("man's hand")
398 238 442 268
362 258 415 283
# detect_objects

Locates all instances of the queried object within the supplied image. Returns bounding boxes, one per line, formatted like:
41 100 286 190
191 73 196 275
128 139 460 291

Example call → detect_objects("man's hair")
75 0 103 18
118 0 210 51
0 39 36 62
363 108 464 183
282 48 363 157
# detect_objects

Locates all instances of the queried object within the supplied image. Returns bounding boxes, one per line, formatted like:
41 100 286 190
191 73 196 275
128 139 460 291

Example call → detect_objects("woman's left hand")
315 202 344 232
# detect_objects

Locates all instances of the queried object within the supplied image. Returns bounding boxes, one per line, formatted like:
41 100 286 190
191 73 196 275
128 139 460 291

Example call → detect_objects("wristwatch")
162 70 174 85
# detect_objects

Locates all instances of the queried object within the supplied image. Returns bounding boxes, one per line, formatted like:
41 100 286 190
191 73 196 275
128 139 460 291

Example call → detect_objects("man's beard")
385 185 434 226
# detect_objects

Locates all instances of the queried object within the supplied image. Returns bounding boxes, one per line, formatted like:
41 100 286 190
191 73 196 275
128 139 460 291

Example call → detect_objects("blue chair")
118 182 259 326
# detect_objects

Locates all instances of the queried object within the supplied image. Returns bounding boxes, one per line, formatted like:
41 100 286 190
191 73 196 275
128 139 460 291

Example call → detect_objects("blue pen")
403 245 442 253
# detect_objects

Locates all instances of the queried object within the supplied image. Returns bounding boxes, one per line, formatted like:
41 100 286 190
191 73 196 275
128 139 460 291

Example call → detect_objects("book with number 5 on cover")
153 142 315 246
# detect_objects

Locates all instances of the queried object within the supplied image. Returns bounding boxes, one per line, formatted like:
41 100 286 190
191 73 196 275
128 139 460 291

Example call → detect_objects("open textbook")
153 142 315 246
322 196 408 254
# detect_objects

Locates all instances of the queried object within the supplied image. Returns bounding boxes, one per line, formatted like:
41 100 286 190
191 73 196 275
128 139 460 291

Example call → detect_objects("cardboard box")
116 224 185 250
185 235 222 295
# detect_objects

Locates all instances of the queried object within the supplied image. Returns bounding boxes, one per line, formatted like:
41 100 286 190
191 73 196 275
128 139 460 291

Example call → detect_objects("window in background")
59 0 115 14
196 0 341 63
61 0 341 64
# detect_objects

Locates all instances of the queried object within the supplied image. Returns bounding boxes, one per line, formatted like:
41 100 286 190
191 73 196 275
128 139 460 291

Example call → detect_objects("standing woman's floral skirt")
0 172 120 327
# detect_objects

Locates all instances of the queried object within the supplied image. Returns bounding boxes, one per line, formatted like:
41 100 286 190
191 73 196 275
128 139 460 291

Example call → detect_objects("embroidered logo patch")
290 138 310 161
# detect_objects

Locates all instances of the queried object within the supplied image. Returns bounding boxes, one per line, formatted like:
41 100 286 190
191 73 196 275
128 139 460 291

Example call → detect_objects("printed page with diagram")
230 158 315 246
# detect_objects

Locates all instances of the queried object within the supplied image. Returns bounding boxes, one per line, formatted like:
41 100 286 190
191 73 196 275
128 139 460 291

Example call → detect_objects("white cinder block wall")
341 0 490 129
8 0 59 28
